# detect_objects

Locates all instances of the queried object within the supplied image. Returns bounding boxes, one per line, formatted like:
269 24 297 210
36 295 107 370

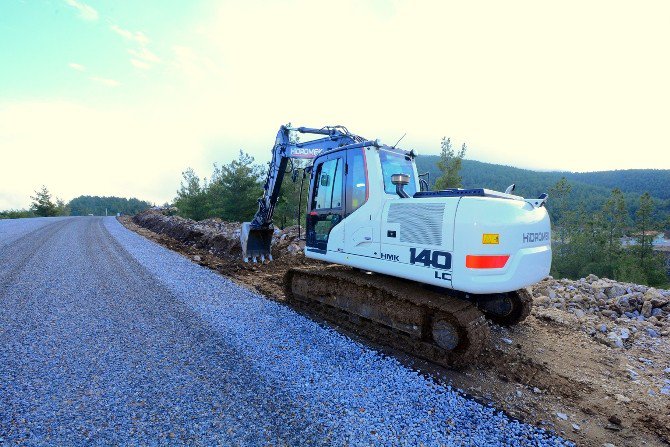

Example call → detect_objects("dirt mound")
132 209 304 259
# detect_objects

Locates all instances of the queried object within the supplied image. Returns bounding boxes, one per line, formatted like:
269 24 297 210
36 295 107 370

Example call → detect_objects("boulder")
606 284 627 299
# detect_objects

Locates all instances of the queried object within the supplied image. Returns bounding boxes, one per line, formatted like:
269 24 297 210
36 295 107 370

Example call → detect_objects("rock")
532 387 541 394
613 394 630 403
646 328 660 338
644 288 664 304
586 274 599 283
607 332 624 348
574 309 585 319
594 290 608 301
602 443 616 447
287 243 301 254
606 284 627 299
651 307 663 317
535 296 550 306
620 328 630 339
599 324 608 333
501 338 513 345
608 414 622 425
641 300 652 318
571 423 580 431
193 255 202 262
556 412 568 420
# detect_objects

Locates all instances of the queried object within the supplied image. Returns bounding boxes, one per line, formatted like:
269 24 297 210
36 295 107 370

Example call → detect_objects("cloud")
90 76 120 87
128 47 161 64
68 62 85 72
130 59 151 70
110 24 149 45
109 24 157 70
64 0 98 21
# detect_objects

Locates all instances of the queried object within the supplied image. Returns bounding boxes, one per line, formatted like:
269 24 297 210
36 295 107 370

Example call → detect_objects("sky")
1 0 669 209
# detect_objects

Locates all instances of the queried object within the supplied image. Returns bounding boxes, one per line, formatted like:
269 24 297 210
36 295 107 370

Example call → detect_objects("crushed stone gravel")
0 217 572 446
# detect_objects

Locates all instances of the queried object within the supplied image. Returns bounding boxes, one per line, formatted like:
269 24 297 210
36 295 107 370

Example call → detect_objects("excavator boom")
240 125 363 261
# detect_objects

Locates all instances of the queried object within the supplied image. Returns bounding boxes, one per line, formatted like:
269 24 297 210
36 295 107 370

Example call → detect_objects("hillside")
415 156 670 223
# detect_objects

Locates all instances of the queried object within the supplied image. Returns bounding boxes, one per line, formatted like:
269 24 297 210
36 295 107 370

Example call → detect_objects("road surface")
0 217 570 446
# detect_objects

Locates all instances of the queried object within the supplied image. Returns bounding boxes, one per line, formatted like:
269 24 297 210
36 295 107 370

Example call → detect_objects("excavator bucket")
240 222 274 262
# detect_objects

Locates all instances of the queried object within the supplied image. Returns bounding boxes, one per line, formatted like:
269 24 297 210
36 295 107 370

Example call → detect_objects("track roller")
474 289 533 326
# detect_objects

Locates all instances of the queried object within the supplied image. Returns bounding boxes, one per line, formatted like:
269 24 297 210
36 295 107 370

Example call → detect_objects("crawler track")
284 267 489 367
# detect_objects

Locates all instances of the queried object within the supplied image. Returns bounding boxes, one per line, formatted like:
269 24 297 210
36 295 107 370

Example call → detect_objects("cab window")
379 150 417 196
346 149 367 215
312 158 343 210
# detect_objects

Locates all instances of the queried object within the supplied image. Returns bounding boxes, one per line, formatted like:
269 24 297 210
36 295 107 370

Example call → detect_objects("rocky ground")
124 210 670 446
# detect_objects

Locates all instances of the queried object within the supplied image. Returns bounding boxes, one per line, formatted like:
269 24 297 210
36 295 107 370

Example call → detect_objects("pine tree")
602 188 627 277
30 186 58 217
434 138 466 189
208 150 264 222
635 192 654 265
173 168 209 221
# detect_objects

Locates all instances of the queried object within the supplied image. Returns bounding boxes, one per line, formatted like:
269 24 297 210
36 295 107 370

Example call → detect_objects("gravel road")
0 217 571 446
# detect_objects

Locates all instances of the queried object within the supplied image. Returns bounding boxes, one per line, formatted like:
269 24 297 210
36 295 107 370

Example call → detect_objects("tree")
208 150 264 222
173 168 209 221
30 186 58 217
635 192 655 265
55 198 70 216
548 177 574 277
548 177 572 225
616 192 668 286
434 137 467 189
601 188 627 277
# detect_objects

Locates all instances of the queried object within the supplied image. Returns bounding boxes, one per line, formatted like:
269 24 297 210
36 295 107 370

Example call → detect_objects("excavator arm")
241 125 360 261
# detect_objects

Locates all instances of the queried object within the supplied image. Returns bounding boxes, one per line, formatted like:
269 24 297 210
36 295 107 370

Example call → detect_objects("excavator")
241 125 551 366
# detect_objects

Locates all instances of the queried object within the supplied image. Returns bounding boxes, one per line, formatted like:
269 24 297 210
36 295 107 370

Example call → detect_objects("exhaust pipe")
391 173 411 198
240 222 274 262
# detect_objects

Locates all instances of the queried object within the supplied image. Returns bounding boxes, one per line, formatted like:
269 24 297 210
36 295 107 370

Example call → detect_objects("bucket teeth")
240 222 274 261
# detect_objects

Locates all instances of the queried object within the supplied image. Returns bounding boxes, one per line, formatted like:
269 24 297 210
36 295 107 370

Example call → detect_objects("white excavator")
241 125 551 366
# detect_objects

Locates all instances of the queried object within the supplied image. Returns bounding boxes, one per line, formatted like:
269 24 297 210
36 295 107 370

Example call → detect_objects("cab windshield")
379 150 417 196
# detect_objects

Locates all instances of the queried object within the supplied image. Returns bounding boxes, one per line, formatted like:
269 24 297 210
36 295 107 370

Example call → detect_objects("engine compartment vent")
387 203 445 246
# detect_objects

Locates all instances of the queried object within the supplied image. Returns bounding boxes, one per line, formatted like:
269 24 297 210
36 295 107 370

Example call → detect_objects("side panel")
304 250 456 289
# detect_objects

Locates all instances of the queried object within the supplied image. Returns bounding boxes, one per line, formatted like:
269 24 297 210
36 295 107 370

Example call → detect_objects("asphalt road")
0 217 570 446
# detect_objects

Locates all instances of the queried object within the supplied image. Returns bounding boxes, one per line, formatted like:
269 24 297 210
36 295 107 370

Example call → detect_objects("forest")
0 190 152 219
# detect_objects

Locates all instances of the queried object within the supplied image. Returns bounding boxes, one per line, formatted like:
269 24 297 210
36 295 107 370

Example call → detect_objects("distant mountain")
415 156 670 223
566 170 670 200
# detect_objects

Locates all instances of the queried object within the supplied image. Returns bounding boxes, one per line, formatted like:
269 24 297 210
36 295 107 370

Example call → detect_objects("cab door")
343 148 378 257
306 152 345 253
